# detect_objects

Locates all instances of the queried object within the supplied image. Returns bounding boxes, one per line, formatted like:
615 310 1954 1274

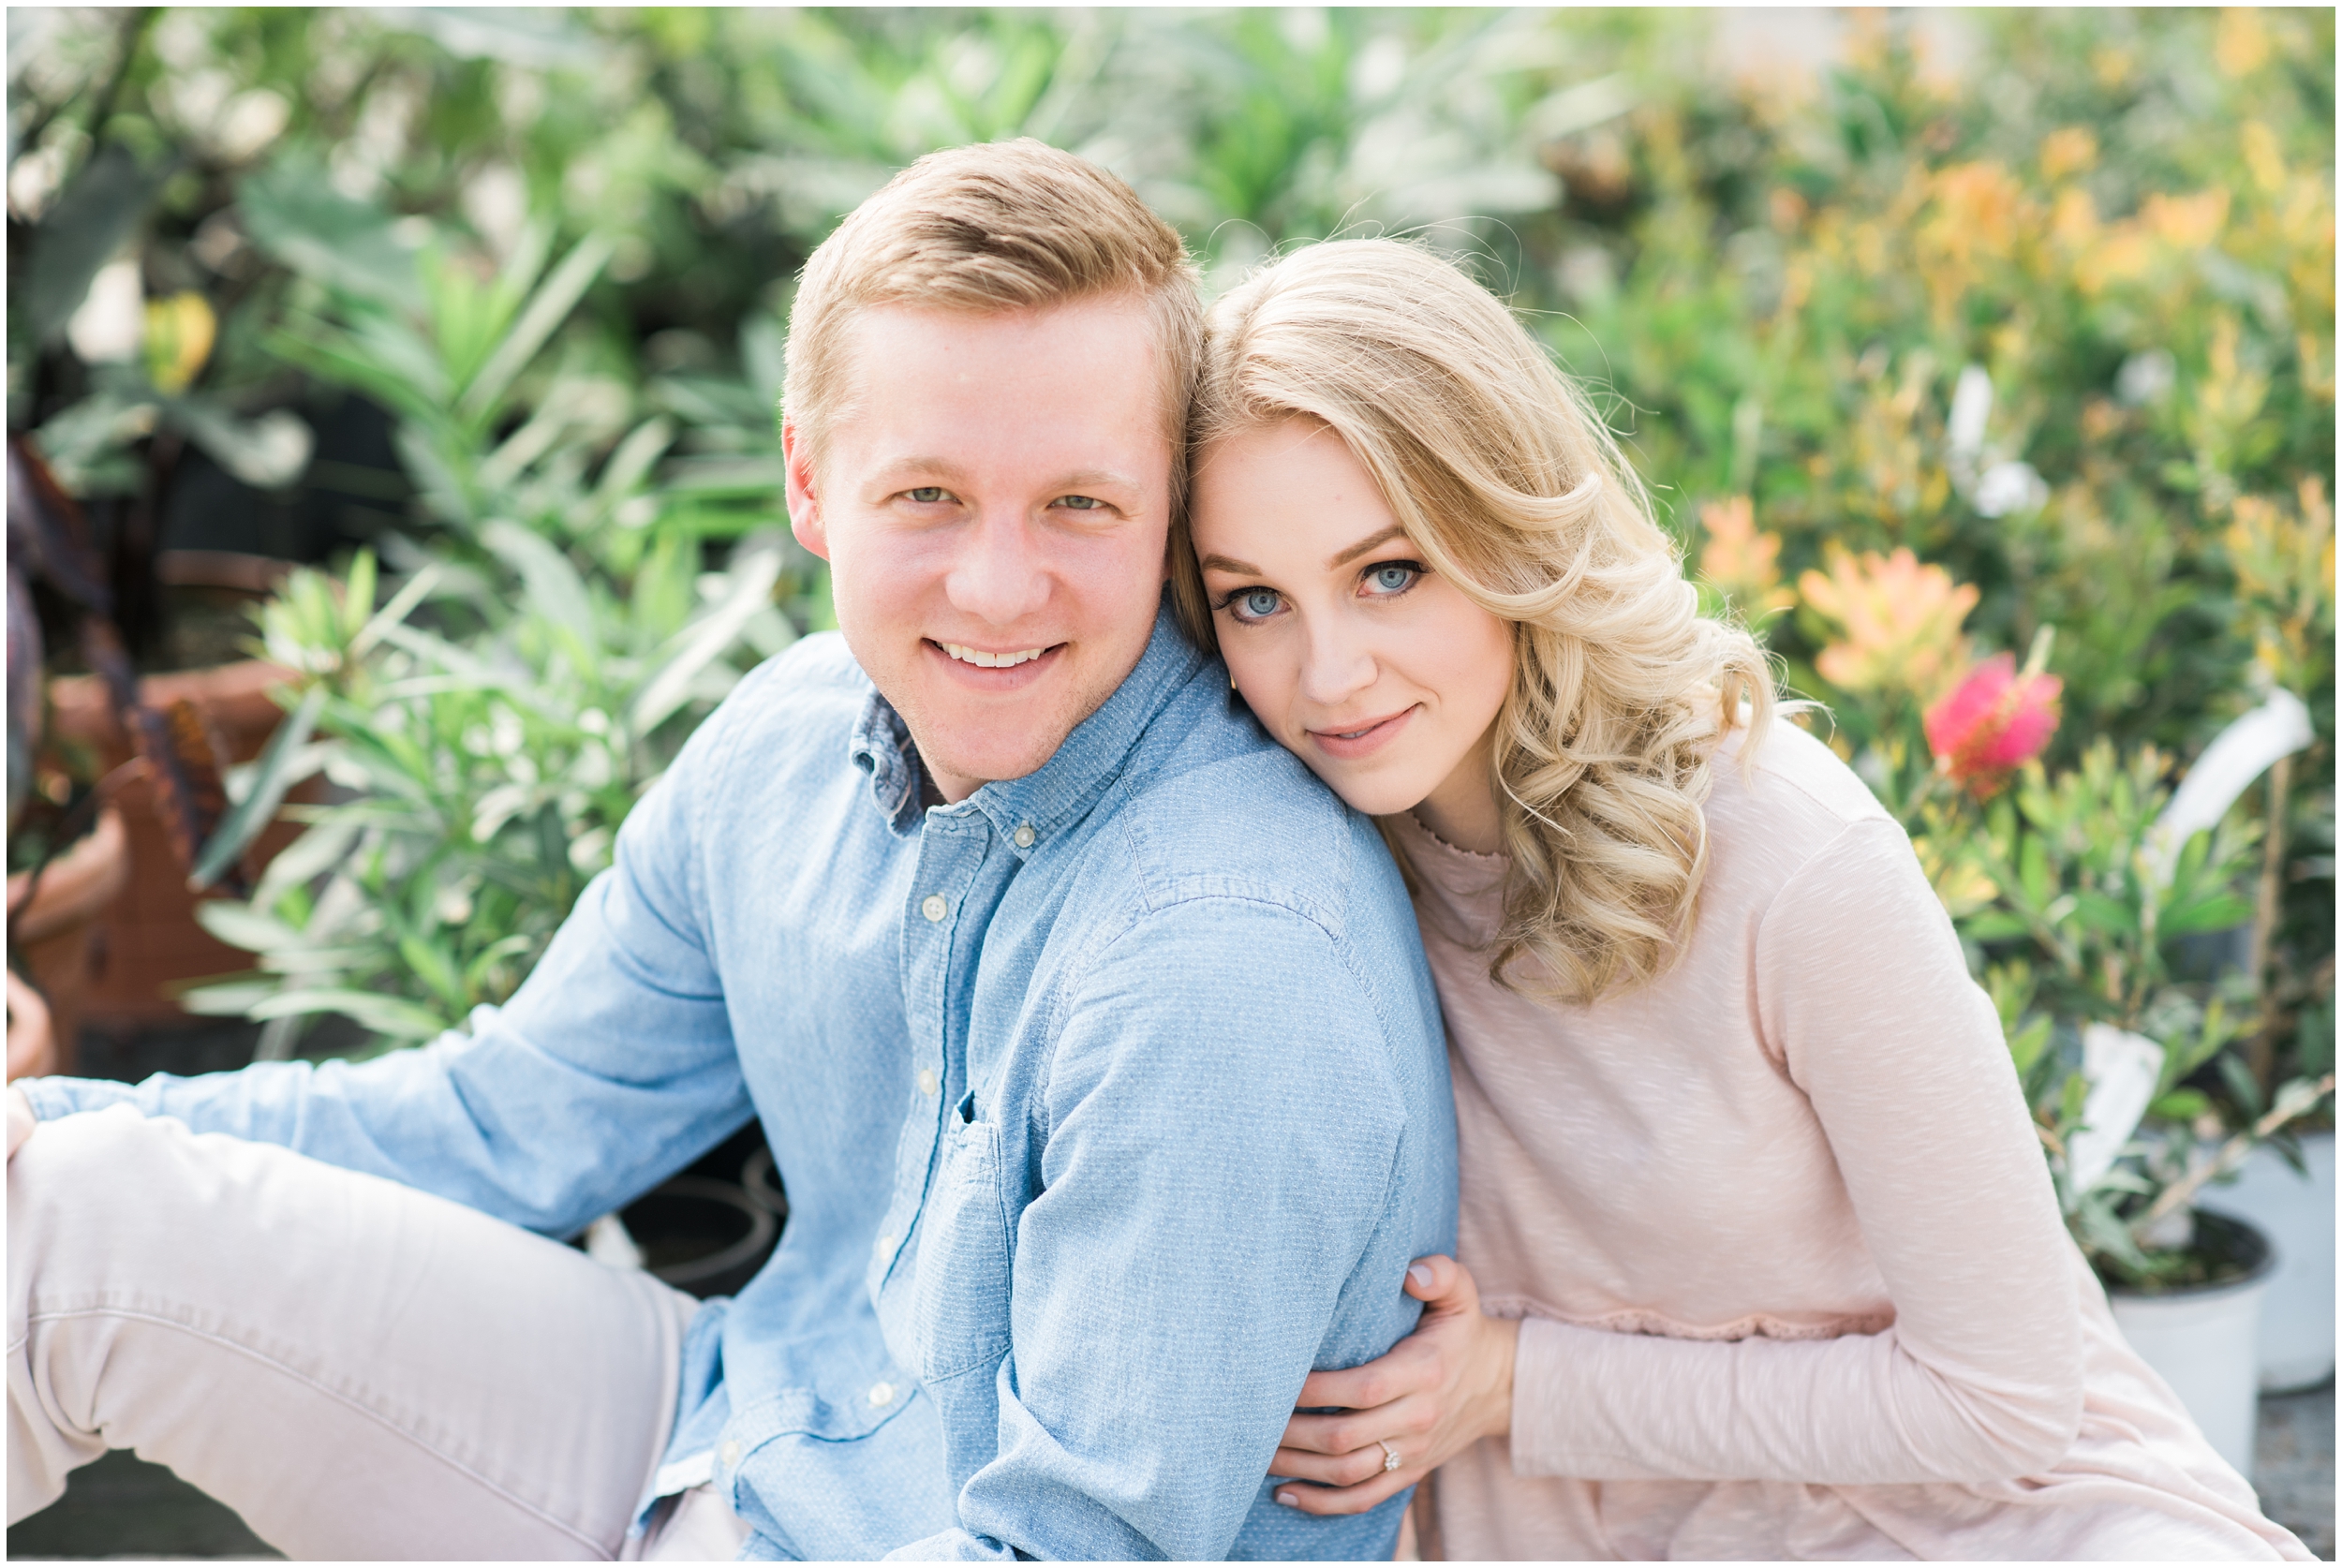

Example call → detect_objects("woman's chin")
1301 762 1430 822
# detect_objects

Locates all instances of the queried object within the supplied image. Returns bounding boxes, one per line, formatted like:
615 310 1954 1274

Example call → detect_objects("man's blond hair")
784 140 1202 502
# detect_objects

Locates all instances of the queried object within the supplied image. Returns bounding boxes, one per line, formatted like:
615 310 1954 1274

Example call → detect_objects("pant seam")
25 1303 614 1559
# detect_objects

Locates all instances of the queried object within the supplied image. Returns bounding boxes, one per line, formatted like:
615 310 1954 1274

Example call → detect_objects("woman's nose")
1297 619 1378 708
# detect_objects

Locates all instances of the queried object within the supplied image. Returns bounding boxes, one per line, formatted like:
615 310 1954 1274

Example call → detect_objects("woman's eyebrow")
1327 525 1405 569
1198 554 1261 575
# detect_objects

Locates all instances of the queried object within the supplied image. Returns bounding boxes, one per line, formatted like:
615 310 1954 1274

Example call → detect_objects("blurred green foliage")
7 8 2333 1241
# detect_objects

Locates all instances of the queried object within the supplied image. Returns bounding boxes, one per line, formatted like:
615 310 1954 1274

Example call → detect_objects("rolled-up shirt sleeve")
16 673 765 1238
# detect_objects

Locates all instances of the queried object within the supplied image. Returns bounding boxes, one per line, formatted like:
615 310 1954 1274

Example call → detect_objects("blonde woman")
1181 239 2308 1561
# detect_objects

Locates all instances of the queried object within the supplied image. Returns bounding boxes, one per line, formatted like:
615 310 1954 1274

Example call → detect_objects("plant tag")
2068 1024 2167 1197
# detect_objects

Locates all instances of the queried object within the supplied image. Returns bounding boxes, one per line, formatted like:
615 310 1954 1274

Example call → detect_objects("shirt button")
917 1068 938 1096
869 1382 897 1407
720 1439 741 1469
921 894 948 922
1013 823 1036 849
875 1232 895 1253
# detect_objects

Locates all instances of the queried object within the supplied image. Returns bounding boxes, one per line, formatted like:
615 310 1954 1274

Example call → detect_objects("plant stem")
2247 752 2292 1092
2129 1071 2337 1239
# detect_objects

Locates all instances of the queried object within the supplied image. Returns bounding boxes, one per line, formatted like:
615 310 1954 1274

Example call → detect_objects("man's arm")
894 896 1447 1561
12 679 761 1236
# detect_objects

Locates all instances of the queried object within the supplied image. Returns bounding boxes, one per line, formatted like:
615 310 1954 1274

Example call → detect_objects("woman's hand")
1269 1255 1517 1516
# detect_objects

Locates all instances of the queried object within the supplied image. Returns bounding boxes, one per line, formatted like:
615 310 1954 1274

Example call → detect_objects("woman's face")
1191 416 1515 842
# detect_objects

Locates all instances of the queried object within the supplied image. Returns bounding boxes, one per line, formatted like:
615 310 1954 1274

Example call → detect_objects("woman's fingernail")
1275 1490 1298 1508
1408 1264 1434 1290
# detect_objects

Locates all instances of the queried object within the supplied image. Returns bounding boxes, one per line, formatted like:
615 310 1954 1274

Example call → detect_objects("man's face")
785 299 1174 804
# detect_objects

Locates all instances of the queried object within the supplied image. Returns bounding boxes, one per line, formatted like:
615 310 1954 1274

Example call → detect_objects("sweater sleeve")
1508 817 2084 1486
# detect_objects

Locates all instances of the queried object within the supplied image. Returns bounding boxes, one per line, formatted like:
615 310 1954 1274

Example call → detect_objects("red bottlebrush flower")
1925 653 2063 793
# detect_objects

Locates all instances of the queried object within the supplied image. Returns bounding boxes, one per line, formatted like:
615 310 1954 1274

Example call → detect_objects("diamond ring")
1378 1440 1401 1472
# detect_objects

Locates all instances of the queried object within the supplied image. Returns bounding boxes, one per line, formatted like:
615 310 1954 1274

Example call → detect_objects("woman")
1180 239 2308 1561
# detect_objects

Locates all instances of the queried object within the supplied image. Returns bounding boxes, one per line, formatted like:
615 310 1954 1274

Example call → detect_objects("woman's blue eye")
1238 588 1282 619
1365 563 1421 596
906 487 947 503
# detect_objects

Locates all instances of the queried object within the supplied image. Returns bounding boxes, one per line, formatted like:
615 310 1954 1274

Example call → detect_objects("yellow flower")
2143 189 2230 250
2241 121 2285 195
2039 126 2098 183
142 292 216 397
1798 545 1979 701
1696 496 1795 618
2215 7 2270 77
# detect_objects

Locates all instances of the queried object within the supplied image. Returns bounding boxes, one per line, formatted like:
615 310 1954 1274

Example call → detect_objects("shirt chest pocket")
912 1114 1015 1383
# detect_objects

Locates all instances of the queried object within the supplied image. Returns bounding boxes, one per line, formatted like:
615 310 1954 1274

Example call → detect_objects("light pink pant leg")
7 1103 700 1561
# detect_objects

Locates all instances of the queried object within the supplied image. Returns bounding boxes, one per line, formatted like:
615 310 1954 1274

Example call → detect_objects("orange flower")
1798 546 1979 700
1696 496 1794 617
1924 654 2063 795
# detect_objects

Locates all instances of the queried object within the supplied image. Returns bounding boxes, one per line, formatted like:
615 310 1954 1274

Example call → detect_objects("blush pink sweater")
1397 718 2308 1561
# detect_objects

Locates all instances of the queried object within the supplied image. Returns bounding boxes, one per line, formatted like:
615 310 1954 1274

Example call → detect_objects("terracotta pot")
45 659 308 1027
7 806 132 1077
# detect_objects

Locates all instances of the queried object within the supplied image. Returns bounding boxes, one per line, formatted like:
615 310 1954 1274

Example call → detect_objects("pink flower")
1925 654 2063 794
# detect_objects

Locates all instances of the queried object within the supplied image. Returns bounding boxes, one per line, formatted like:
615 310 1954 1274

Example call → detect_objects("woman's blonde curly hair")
1180 239 1777 1006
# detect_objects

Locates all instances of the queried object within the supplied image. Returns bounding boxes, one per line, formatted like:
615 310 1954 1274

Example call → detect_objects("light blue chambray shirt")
25 604 1458 1561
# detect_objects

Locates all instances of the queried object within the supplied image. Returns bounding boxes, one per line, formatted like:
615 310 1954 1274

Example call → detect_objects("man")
7 141 1455 1561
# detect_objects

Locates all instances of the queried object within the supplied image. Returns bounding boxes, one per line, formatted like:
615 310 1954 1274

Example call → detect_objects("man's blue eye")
1366 563 1420 595
907 487 947 503
1056 495 1104 510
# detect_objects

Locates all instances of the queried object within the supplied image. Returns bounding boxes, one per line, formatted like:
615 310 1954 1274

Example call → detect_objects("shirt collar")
846 597 1208 851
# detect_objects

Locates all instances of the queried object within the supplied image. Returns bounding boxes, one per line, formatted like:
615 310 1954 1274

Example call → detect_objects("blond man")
7 141 1455 1561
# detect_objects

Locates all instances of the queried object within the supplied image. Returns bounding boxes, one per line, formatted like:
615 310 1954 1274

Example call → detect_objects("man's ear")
782 420 829 561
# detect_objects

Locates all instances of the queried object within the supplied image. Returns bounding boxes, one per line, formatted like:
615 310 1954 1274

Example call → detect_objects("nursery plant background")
6 7 2335 1284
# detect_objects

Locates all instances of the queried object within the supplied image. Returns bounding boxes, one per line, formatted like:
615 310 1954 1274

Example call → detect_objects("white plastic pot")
2107 1212 2275 1481
2201 1130 2335 1392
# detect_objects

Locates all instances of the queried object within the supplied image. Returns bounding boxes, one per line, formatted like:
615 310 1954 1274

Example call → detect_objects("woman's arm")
1274 817 2083 1507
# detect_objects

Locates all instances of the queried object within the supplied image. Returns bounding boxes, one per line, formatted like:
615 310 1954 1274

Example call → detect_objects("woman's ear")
782 421 829 561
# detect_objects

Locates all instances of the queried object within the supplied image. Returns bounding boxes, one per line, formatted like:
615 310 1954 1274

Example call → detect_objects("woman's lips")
1308 705 1416 762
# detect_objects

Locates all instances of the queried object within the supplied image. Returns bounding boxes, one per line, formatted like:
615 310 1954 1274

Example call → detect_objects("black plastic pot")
621 1176 778 1299
741 1144 788 1223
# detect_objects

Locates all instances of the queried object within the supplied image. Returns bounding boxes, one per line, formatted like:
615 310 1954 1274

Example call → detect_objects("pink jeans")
7 1103 746 1560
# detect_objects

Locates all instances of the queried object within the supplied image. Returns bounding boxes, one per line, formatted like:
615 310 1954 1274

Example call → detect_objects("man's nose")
942 507 1051 627
1298 616 1378 708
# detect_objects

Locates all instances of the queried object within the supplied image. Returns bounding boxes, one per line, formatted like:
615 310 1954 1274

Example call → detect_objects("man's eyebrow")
1198 554 1261 576
1052 469 1144 494
1327 525 1406 569
870 456 971 485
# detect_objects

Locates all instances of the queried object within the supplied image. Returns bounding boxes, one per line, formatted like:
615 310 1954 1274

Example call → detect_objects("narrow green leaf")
191 685 331 889
481 521 597 649
248 987 452 1040
629 545 783 735
456 232 615 423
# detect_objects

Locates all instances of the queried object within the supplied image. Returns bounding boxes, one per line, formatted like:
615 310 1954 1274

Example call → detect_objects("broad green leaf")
239 152 423 309
19 145 165 343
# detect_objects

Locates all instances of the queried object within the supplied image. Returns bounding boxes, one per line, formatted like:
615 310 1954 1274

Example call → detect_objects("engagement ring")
1378 1441 1401 1472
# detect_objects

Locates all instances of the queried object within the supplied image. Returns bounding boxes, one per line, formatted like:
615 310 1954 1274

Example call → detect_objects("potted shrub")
1938 734 2334 1478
